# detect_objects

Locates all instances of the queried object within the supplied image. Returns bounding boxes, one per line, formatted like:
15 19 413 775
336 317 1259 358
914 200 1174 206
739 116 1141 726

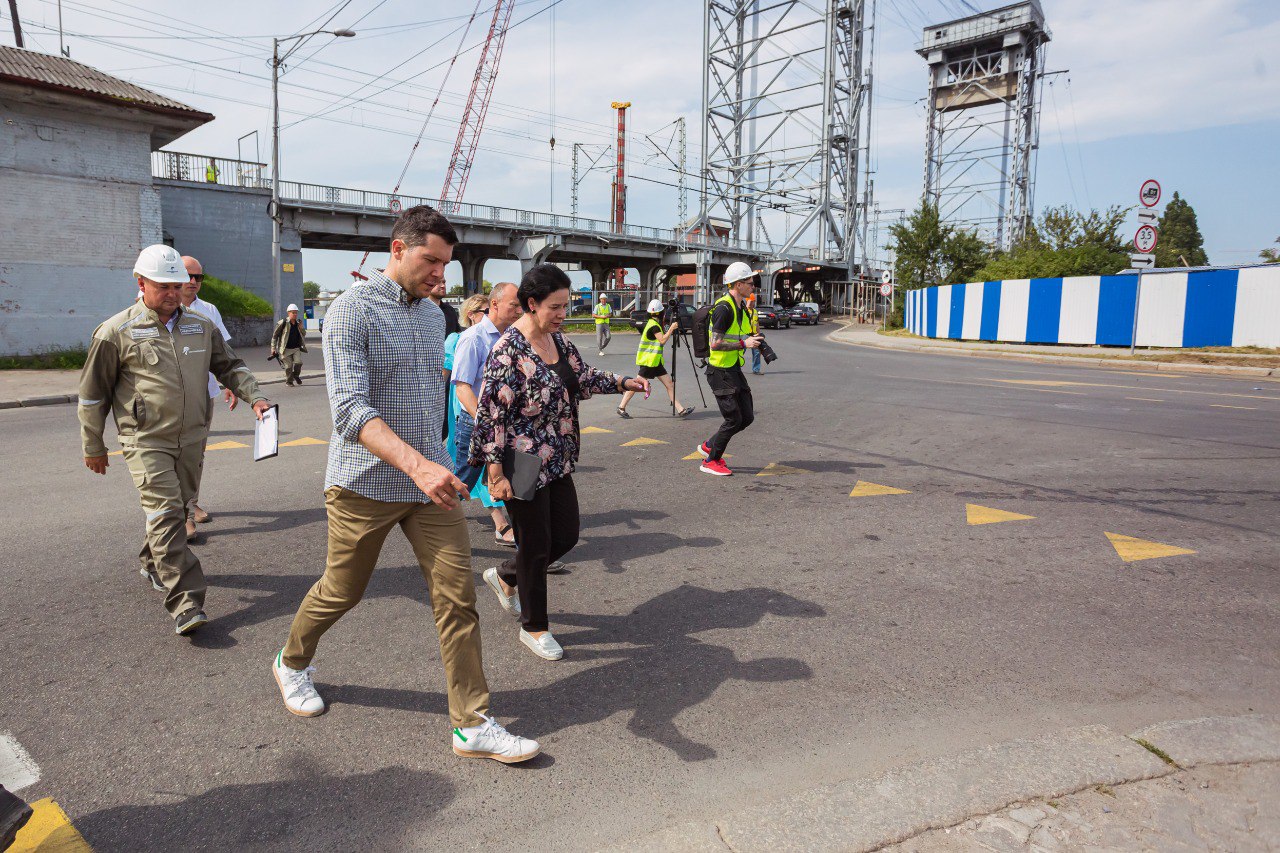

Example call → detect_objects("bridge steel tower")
697 0 872 301
918 1 1049 250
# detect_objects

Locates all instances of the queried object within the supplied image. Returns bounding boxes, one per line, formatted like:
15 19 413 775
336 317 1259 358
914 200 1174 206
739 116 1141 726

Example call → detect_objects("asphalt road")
1 325 1277 851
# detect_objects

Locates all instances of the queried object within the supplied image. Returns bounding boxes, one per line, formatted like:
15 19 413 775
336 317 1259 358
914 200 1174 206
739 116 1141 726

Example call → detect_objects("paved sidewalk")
829 322 1279 380
0 343 326 409
614 714 1280 852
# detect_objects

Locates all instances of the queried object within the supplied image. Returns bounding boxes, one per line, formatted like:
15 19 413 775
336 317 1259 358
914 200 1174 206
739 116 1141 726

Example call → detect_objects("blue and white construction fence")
904 265 1280 348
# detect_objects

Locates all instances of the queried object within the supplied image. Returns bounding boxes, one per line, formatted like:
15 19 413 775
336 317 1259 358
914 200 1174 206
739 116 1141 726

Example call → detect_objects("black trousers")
704 365 754 460
498 475 579 633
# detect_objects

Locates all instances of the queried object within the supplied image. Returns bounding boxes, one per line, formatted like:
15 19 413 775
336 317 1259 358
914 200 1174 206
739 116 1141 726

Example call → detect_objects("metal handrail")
152 151 268 189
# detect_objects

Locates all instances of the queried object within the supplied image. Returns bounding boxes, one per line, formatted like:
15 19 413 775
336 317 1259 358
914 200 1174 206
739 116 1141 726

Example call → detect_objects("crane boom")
439 0 516 207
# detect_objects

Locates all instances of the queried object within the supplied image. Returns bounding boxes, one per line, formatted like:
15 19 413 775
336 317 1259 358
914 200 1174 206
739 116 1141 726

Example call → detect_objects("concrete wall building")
0 46 212 356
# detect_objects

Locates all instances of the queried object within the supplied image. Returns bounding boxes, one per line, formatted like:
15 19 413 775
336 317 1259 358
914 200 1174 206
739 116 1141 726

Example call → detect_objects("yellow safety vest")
707 293 751 369
593 303 612 325
636 316 664 367
205 163 219 183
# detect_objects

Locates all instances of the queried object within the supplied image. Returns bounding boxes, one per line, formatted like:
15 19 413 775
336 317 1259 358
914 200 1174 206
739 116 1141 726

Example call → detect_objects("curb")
0 372 327 411
827 327 1280 381
608 713 1280 852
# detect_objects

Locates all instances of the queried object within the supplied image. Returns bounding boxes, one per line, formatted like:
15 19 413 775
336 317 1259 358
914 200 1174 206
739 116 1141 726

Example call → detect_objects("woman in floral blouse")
470 264 649 661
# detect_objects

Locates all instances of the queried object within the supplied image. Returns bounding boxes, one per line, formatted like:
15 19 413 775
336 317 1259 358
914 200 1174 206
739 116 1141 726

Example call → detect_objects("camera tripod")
666 306 708 415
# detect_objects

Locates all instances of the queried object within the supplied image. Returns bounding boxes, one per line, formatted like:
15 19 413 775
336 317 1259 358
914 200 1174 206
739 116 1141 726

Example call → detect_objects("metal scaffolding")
697 0 872 290
919 1 1050 250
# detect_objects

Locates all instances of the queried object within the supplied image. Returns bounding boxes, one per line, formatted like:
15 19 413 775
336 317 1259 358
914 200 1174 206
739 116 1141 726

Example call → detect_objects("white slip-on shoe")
547 560 569 574
273 649 326 717
483 567 521 616
453 713 540 763
520 629 564 661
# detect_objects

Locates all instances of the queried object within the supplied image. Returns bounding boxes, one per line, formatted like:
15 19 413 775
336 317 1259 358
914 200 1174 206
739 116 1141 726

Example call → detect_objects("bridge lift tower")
918 1 1050 250
697 0 873 301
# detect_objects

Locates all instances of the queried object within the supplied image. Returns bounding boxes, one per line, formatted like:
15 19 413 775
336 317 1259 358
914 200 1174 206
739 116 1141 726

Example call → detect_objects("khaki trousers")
281 348 303 382
122 445 206 616
283 487 490 728
189 395 215 510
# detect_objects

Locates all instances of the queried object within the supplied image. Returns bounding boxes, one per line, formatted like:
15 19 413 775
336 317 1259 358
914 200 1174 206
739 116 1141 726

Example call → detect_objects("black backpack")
691 303 715 361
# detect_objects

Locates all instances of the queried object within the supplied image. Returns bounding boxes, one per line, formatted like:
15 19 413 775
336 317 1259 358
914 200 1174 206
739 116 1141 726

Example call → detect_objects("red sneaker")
696 442 712 459
699 458 733 476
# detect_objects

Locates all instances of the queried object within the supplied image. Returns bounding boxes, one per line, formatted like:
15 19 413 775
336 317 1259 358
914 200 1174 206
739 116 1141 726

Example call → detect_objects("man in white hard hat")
79 244 273 636
593 293 613 355
179 255 235 538
694 261 764 477
270 304 308 386
616 298 693 418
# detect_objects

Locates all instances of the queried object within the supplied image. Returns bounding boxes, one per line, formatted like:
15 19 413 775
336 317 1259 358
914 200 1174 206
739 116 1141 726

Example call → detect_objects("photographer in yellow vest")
695 262 764 476
616 299 694 419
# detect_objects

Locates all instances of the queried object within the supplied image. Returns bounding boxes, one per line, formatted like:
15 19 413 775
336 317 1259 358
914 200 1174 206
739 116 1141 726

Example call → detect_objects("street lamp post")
270 28 355 323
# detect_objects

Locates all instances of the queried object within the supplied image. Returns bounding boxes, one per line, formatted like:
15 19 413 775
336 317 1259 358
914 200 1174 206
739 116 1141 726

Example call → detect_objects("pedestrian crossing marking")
682 451 730 460
1105 532 1196 563
581 426 614 434
849 480 911 497
621 437 669 446
0 733 40 791
10 798 92 852
756 462 809 477
205 440 250 451
966 504 1036 525
280 437 328 447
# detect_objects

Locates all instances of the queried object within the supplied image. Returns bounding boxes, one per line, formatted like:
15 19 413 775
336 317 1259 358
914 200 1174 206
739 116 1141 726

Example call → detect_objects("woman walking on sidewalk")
471 264 648 661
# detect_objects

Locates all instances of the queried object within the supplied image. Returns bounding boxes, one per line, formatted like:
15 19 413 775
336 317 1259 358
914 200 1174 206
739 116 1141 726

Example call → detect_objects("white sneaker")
483 567 521 616
452 713 540 763
273 649 325 717
547 560 569 574
520 629 564 660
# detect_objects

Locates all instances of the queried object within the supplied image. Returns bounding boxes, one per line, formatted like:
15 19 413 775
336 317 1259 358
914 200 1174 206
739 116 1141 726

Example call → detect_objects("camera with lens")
755 336 778 364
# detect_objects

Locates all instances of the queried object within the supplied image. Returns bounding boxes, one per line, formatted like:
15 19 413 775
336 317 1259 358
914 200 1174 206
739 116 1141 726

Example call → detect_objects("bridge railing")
274 179 773 255
153 151 268 188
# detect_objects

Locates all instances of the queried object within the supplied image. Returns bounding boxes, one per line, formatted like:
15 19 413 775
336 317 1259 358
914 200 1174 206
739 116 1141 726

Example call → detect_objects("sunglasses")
189 274 205 282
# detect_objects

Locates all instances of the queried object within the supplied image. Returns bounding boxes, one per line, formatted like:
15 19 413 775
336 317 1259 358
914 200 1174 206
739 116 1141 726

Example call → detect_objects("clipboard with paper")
254 404 280 461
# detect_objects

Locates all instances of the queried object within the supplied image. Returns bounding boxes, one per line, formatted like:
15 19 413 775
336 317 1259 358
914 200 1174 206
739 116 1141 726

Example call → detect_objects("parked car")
631 303 696 332
789 304 819 325
756 304 791 329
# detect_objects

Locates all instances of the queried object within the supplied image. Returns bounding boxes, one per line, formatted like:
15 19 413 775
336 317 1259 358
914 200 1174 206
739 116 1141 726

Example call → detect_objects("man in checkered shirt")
272 205 540 764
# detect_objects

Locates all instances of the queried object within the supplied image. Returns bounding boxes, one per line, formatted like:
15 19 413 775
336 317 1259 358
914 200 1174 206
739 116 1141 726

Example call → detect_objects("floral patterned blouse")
469 326 625 489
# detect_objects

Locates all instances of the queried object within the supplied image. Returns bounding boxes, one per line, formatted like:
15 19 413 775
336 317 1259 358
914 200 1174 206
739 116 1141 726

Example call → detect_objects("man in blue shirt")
451 281 522 489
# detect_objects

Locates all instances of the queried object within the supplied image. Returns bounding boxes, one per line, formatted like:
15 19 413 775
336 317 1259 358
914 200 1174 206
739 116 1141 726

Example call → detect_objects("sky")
7 0 1278 289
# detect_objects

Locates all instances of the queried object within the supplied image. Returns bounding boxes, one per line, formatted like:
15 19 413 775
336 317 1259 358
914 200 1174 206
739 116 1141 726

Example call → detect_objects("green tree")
887 201 989 326
973 205 1130 280
1259 238 1280 264
1154 192 1208 267
302 280 321 300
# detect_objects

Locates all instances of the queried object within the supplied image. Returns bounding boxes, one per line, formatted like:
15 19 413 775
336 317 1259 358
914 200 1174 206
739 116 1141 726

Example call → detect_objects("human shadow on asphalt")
200 506 329 538
572 530 722 574
75 762 455 851
331 585 823 762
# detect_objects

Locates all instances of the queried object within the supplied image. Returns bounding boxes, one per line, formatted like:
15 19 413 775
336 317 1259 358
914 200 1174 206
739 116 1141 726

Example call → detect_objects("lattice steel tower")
918 1 1049 250
698 0 871 276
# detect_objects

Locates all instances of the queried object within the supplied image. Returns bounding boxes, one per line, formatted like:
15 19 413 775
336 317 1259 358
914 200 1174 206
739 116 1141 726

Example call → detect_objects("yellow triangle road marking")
849 480 911 497
280 436 328 447
581 426 614 434
12 798 92 852
1105 532 1196 563
108 449 123 456
205 440 250 451
756 462 809 477
966 503 1036 525
682 451 730 460
621 437 668 446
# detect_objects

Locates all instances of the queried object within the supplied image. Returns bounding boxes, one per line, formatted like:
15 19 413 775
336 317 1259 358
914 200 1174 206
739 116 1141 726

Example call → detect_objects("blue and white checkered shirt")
323 269 453 503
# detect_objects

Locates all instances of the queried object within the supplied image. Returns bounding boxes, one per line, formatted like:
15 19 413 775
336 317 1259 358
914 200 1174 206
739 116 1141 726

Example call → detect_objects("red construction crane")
440 0 517 207
610 101 630 287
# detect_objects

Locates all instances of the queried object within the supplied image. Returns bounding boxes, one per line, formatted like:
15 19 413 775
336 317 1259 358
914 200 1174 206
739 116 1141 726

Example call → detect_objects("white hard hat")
723 261 755 286
647 299 664 313
133 244 188 284
287 303 300 312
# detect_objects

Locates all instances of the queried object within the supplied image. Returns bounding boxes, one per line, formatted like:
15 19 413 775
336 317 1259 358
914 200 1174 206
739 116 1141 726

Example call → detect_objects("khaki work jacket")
78 303 265 456
270 319 309 355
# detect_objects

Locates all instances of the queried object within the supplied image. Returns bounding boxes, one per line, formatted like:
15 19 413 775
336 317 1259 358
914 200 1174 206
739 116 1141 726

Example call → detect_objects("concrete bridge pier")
511 234 563 275
280 225 304 314
455 249 487 295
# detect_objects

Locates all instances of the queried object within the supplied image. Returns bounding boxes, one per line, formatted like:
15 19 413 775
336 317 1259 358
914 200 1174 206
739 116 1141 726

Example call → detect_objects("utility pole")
8 0 24 48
